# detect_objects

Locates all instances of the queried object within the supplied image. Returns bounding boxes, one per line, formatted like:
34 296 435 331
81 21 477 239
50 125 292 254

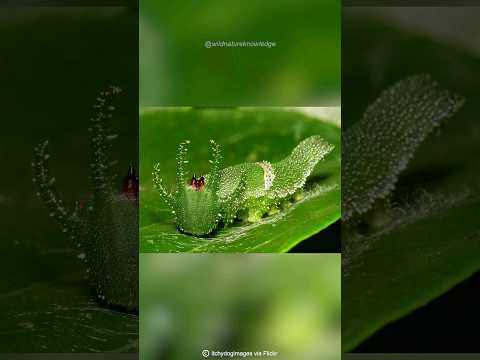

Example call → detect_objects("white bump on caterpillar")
256 161 275 190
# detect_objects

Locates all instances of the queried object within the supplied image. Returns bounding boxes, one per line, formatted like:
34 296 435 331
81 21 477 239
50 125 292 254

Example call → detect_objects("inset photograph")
140 253 341 360
140 107 340 253
342 6 480 353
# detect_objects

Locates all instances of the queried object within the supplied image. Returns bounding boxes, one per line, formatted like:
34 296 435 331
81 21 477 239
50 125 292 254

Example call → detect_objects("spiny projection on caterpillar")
32 86 138 312
153 135 334 236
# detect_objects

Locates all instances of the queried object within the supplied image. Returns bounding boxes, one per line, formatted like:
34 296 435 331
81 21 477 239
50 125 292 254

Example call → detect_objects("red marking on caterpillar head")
123 164 139 201
190 175 205 191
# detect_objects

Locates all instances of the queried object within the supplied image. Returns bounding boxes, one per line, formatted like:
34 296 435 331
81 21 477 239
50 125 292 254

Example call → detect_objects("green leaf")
342 17 480 351
0 207 139 352
140 108 340 253
343 178 480 351
0 273 138 352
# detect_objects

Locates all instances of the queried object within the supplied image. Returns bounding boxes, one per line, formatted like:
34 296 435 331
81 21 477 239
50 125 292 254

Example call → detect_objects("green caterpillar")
32 87 138 312
153 135 334 236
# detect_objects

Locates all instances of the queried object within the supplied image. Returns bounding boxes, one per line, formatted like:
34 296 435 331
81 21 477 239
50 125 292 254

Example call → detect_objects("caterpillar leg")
293 189 305 202
238 197 276 223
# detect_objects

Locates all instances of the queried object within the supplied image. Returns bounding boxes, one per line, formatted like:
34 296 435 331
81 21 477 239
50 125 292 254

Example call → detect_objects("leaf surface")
342 17 480 351
140 108 341 253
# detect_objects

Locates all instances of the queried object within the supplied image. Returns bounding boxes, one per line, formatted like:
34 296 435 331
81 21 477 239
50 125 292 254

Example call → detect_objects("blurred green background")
0 7 138 351
140 0 340 106
140 254 340 360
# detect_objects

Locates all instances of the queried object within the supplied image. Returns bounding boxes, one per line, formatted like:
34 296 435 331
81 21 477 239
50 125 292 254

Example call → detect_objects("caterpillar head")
32 86 138 312
154 140 226 236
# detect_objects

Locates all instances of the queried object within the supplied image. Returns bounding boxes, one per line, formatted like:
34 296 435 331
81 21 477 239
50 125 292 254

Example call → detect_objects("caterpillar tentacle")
89 86 122 201
208 139 222 193
175 140 190 198
152 163 175 211
32 141 80 240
